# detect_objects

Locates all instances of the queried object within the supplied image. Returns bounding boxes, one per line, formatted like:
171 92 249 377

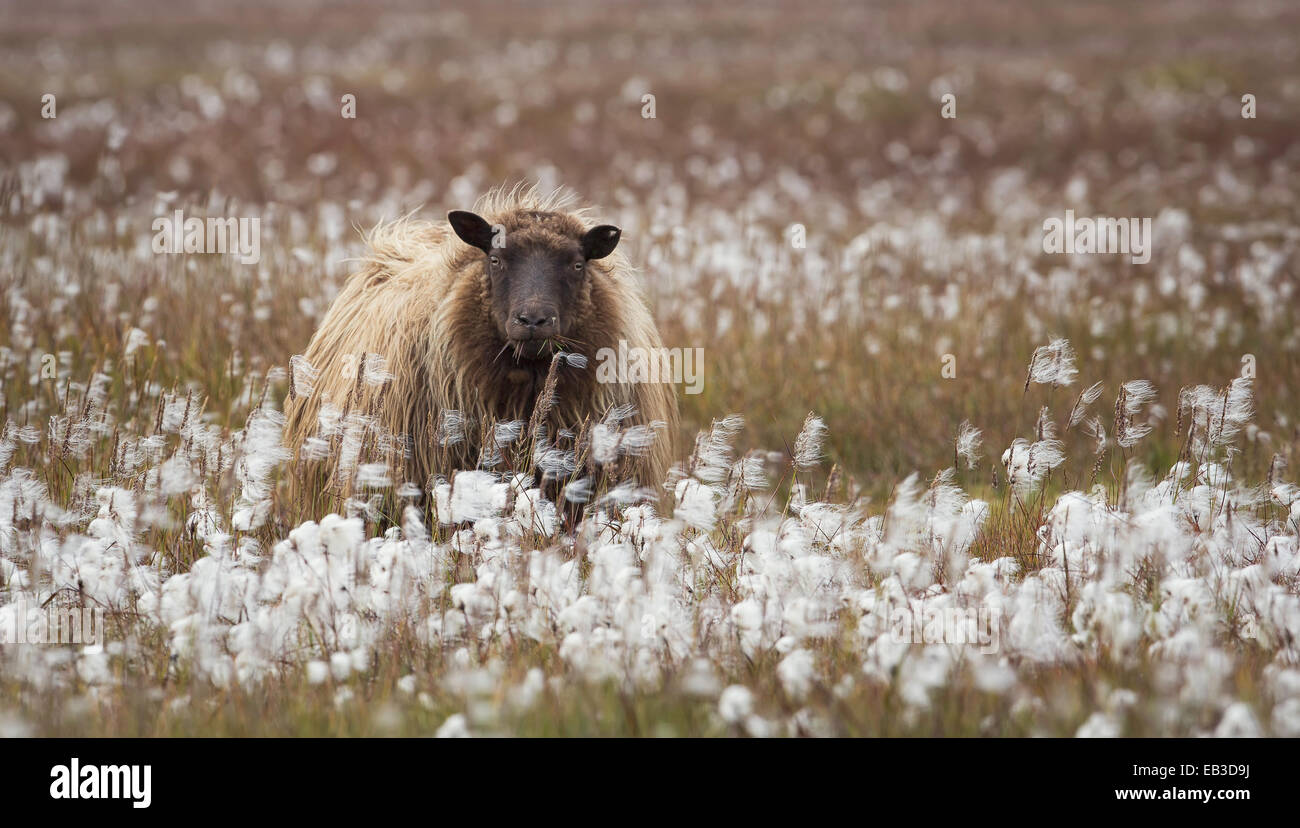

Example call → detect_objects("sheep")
284 185 678 510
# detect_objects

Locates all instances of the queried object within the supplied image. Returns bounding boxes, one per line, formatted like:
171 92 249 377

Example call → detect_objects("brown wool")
284 186 679 496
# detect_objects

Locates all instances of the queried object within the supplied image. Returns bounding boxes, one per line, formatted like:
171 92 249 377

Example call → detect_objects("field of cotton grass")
3 0 1300 736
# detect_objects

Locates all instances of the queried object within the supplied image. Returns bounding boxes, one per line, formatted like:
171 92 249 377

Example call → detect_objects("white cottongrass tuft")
690 415 744 484
718 685 754 724
793 412 828 471
362 352 395 386
1026 337 1078 388
289 354 319 399
1116 380 1158 448
1179 377 1254 455
955 420 983 470
1068 381 1105 428
124 327 151 357
438 410 466 447
1002 436 1064 493
560 352 588 370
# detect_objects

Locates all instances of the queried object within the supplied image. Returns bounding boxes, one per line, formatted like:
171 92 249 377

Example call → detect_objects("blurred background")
2 0 1298 497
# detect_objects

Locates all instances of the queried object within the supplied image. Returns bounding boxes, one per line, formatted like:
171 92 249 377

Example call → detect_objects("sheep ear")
581 225 621 260
448 210 495 253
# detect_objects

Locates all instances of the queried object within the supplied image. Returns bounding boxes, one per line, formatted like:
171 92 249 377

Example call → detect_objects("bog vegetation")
1 0 1298 736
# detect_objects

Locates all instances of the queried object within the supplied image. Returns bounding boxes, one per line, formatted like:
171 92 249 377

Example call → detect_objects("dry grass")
1 0 1299 737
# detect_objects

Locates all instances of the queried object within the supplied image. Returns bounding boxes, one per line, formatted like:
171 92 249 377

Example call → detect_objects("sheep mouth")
497 337 558 362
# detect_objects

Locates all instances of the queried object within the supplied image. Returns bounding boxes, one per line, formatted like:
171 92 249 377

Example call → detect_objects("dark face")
448 210 621 357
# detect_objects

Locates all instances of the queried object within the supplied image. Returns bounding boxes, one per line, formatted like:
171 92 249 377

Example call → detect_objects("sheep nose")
515 312 552 328
511 307 558 338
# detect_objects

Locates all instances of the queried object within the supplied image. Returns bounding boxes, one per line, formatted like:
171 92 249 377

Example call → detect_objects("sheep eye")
489 256 500 267
573 261 585 271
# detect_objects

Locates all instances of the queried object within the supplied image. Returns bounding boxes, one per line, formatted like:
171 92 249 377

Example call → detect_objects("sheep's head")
448 209 620 357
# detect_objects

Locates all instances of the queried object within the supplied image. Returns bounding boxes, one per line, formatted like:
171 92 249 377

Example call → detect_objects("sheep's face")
449 210 620 357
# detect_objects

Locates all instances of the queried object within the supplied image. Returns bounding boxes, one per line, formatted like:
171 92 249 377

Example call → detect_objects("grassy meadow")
1 0 1299 736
